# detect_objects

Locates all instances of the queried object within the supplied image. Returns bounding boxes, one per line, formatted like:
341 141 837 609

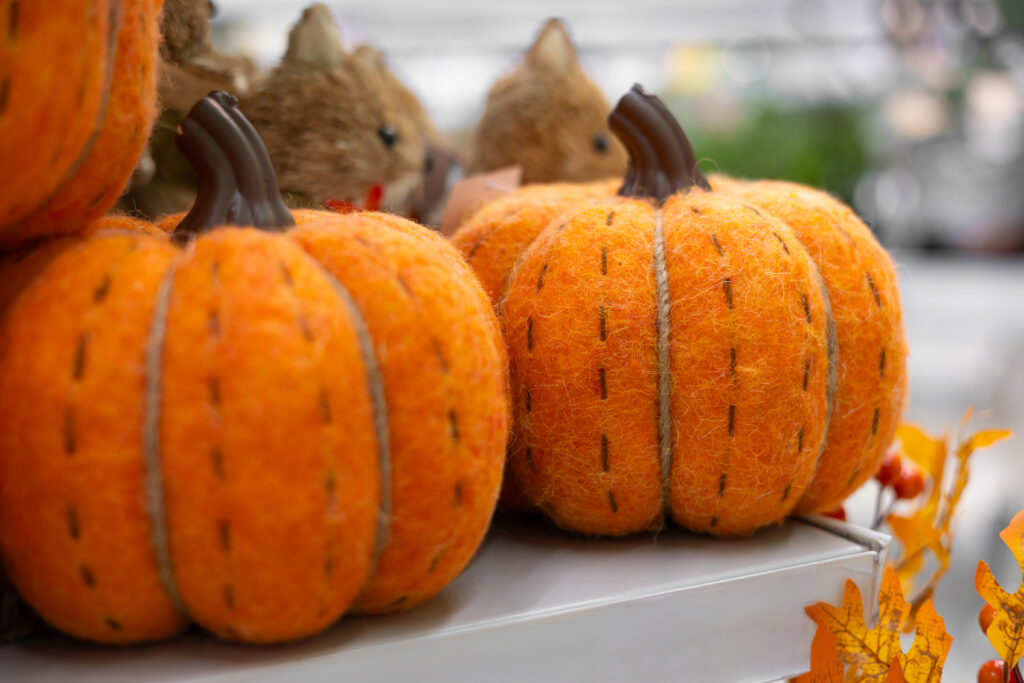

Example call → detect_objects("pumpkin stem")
174 91 294 240
609 84 710 203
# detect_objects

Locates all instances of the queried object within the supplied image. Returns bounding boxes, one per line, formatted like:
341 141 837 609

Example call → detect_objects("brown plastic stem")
174 91 294 240
609 84 710 204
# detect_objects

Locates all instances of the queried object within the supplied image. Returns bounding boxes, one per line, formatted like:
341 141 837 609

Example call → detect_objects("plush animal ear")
352 44 388 72
525 18 578 74
283 3 346 69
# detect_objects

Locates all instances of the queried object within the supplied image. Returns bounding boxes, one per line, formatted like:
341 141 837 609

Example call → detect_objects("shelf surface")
0 515 888 683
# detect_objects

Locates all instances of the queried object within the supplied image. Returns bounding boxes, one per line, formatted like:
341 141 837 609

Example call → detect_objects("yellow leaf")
795 624 844 683
896 424 946 485
805 567 951 683
961 429 1013 453
903 600 954 681
975 509 1024 669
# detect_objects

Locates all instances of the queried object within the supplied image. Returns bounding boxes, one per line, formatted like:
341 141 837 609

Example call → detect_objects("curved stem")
609 84 710 204
174 91 294 240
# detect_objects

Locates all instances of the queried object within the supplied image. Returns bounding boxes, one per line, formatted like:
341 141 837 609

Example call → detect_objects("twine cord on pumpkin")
652 207 673 512
309 260 393 568
9 0 122 226
142 262 190 618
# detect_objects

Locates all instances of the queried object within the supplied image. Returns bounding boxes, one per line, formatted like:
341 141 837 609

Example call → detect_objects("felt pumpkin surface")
473 85 835 536
709 176 907 514
0 0 162 247
0 92 507 644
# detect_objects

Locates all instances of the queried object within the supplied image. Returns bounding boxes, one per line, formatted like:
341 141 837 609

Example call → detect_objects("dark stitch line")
527 317 533 352
211 447 225 481
744 204 762 216
730 347 737 380
711 234 724 256
448 410 460 443
209 378 220 407
601 247 607 275
728 405 736 437
223 584 235 609
601 434 609 471
599 367 607 400
536 264 548 292
723 279 733 309
210 261 219 283
8 1 19 40
846 466 861 488
556 221 567 233
208 310 220 336
454 482 463 508
298 316 313 342
0 78 8 115
73 333 89 380
467 234 486 260
219 521 231 553
879 348 887 377
525 388 531 413
80 564 96 588
354 235 374 249
797 426 805 452
606 211 615 226
67 506 80 539
781 480 793 502
599 306 606 341
105 617 122 631
690 206 703 215
803 358 811 391
94 275 112 302
428 549 445 574
390 596 408 607
319 390 332 423
866 272 881 307
280 261 293 286
325 474 336 498
396 274 415 298
431 338 449 374
718 472 727 498
801 294 811 323
525 446 535 471
64 409 76 456
772 232 790 254
871 408 880 437
325 556 335 575
607 490 618 512
710 516 718 527
87 188 107 208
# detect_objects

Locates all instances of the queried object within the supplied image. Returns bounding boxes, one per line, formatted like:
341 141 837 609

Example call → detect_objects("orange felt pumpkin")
456 85 835 536
0 93 508 644
0 0 162 247
708 176 907 514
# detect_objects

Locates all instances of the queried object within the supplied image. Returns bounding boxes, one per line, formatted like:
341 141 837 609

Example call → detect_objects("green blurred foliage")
684 102 870 204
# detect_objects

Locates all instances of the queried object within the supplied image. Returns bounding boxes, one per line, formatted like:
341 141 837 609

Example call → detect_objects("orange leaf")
805 567 951 682
975 509 1024 669
795 624 844 683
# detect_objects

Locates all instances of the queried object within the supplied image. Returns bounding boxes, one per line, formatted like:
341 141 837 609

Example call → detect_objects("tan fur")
468 19 627 184
240 5 426 211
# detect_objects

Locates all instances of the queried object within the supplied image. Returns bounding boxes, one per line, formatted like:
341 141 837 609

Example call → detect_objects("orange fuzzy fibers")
0 0 115 230
712 176 907 513
451 180 616 303
0 228 383 644
501 192 831 536
1 0 163 248
291 212 508 613
0 233 187 643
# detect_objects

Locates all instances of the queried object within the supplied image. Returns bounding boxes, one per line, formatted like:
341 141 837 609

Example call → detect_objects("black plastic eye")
593 134 609 154
378 125 398 148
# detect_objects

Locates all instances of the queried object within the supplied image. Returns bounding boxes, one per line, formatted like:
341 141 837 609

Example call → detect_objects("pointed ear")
282 3 346 69
525 18 577 74
352 44 387 72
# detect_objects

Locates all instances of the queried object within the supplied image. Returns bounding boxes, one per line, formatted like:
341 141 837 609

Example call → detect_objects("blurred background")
207 1 1021 679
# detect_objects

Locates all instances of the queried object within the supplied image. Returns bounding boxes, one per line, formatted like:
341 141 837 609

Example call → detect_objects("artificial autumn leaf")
795 624 844 683
975 509 1024 669
804 566 951 683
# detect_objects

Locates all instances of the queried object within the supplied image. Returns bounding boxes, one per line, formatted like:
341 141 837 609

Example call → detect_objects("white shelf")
0 515 888 683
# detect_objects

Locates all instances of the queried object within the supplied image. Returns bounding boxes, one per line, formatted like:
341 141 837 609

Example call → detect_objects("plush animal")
467 18 627 184
240 4 435 214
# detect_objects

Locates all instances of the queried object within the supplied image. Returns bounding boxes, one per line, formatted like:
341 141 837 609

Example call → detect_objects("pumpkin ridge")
301 253 392 568
142 258 191 619
10 0 122 226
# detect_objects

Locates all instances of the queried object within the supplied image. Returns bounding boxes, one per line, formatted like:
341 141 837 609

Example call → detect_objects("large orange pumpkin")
455 86 835 536
0 0 162 247
0 92 508 644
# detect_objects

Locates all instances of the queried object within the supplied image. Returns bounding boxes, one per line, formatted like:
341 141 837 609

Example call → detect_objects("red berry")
876 449 903 487
893 466 925 499
980 604 996 634
823 506 846 522
978 659 1005 683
